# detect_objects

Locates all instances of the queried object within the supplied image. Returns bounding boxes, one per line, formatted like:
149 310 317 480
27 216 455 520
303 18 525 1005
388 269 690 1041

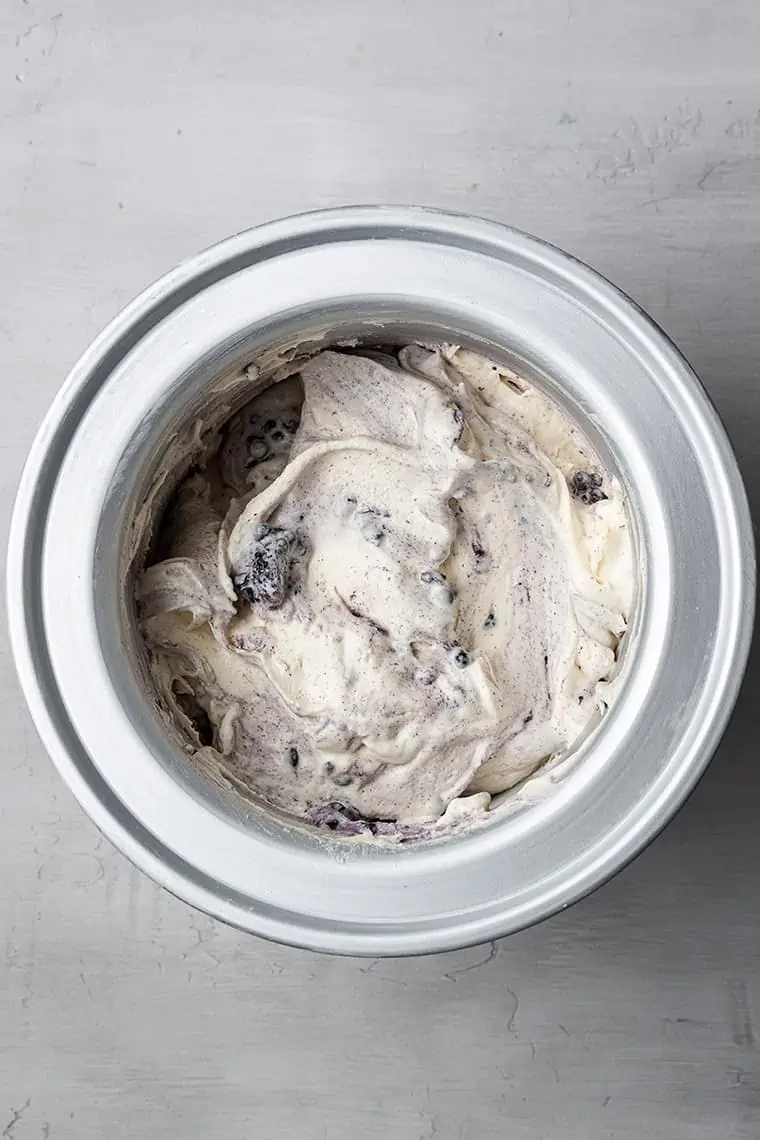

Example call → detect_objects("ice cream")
137 344 633 840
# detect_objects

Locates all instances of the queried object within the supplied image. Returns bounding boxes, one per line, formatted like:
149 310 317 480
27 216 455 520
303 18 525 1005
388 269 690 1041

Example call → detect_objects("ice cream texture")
137 344 633 839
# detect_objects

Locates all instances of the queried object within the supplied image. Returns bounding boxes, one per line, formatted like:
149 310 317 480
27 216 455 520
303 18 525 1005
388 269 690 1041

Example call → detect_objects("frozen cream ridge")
137 344 634 841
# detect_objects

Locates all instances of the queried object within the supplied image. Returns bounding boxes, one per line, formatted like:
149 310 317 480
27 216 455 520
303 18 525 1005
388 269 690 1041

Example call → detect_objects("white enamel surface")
9 209 753 954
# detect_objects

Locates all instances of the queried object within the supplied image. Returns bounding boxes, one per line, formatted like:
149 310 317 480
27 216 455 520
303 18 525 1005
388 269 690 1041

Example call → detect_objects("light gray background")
1 1 758 1137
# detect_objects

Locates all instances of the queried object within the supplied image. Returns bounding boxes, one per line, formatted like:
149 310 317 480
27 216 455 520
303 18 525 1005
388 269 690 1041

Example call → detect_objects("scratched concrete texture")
1 1 759 1137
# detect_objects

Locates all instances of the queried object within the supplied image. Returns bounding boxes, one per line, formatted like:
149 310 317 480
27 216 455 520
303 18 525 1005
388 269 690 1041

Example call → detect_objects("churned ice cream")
137 344 633 840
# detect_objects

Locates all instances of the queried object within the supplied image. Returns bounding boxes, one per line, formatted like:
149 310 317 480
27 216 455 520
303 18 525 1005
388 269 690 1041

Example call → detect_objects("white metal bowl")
7 207 755 955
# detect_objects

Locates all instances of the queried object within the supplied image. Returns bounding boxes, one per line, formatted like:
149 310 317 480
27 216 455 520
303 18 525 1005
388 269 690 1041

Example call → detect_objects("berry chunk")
569 471 607 505
233 524 298 608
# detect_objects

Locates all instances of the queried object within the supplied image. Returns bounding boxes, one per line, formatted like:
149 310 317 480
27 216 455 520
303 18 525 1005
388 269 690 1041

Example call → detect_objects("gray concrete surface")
1 1 759 1137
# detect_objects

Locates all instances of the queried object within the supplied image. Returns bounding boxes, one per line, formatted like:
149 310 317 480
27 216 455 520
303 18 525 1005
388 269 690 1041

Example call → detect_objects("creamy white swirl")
137 345 633 837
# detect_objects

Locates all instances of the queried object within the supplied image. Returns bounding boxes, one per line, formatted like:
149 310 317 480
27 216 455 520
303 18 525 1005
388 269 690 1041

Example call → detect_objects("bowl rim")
7 206 755 955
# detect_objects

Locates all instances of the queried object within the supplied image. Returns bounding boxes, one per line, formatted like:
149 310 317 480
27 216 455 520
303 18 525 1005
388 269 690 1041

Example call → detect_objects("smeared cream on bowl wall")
136 344 633 842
